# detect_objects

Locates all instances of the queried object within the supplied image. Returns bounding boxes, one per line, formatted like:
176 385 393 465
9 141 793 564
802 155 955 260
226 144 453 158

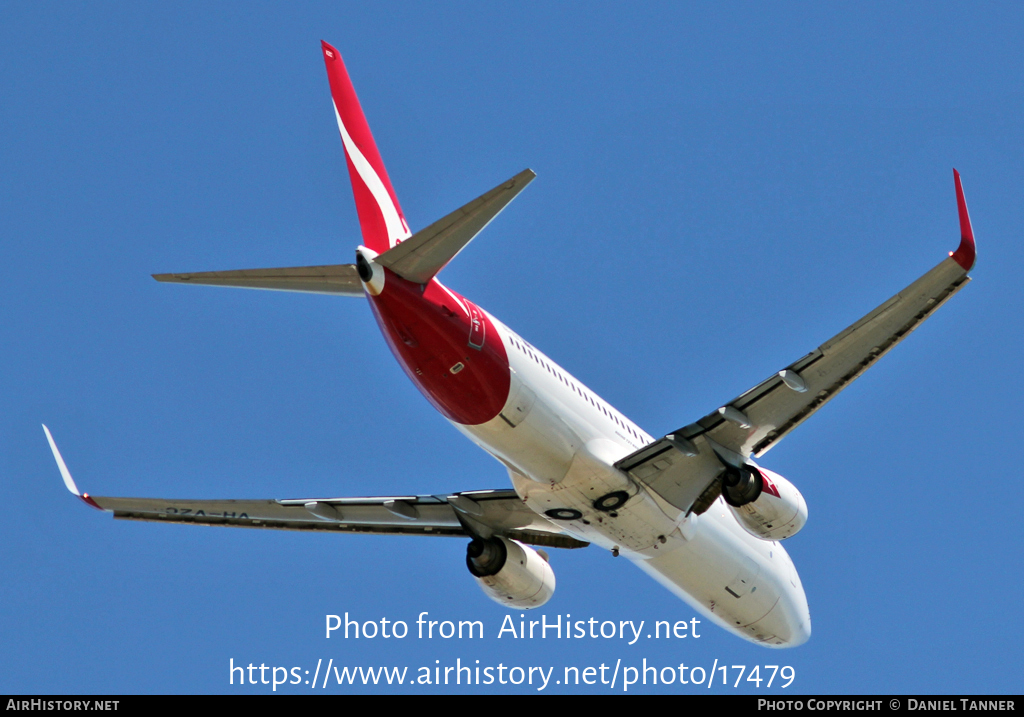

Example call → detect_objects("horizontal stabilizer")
152 264 363 296
376 169 536 283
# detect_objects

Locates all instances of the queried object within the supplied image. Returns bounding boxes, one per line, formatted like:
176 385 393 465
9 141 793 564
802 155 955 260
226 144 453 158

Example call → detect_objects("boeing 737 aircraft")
43 41 977 648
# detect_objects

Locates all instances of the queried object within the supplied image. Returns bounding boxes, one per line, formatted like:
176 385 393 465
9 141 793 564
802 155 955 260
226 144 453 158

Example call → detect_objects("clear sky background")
2 2 1021 695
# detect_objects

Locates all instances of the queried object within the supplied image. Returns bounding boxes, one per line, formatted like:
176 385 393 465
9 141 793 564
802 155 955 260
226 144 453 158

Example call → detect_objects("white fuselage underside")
453 315 811 648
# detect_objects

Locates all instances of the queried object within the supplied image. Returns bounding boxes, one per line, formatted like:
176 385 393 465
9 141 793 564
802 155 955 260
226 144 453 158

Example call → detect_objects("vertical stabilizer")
321 41 412 253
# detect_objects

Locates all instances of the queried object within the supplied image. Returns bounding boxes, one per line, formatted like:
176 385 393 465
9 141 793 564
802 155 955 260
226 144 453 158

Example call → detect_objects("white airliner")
43 41 977 648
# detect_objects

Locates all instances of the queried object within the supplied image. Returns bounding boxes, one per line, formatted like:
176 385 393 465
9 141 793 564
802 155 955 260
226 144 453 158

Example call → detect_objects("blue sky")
2 2 1022 694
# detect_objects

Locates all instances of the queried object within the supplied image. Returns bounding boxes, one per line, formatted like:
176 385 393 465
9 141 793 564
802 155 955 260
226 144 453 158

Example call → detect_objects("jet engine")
723 466 808 541
466 536 555 609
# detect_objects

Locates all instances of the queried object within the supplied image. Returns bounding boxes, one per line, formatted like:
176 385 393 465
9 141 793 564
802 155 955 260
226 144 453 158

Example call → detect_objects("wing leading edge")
42 427 588 550
616 170 977 513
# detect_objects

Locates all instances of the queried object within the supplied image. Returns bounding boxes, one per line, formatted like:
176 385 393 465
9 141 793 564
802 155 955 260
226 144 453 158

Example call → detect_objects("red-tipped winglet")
950 169 976 271
42 425 104 511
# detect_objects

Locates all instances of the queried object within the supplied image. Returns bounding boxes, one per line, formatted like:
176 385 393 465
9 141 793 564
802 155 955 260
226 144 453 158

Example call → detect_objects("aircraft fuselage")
365 261 811 648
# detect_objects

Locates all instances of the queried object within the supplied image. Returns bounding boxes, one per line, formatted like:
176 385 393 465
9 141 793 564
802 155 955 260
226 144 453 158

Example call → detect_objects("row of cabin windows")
506 333 645 441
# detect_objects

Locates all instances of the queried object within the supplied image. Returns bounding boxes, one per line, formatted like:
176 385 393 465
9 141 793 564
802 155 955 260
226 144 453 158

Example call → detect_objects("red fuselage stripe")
368 270 511 425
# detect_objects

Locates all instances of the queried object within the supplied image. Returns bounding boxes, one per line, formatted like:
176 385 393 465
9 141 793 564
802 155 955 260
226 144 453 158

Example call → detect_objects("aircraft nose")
748 580 811 648
749 608 810 648
758 547 811 648
767 594 811 648
783 615 812 648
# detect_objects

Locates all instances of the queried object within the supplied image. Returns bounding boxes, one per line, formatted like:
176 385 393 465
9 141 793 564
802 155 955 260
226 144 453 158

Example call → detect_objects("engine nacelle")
466 536 555 609
728 467 808 541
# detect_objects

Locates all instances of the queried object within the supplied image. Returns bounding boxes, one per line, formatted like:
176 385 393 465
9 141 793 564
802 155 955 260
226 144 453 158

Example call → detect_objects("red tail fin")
322 41 411 253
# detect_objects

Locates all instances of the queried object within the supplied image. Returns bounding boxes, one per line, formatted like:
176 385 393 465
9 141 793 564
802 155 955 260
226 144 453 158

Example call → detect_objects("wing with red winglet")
616 171 977 511
42 426 588 550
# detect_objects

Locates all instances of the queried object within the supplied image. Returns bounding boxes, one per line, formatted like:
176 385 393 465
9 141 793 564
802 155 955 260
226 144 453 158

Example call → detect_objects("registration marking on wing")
162 507 250 519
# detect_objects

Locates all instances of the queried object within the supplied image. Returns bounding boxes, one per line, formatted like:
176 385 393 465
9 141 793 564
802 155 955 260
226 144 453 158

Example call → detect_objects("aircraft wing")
42 426 587 550
617 170 977 513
